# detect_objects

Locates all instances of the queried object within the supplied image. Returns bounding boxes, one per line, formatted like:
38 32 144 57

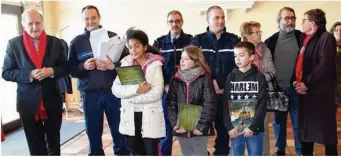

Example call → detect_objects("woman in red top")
292 9 338 155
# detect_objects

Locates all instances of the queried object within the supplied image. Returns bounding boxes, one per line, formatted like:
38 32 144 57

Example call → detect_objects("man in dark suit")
2 9 68 155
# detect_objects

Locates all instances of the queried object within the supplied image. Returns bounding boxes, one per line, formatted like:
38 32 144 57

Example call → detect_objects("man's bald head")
21 9 44 39
21 9 43 24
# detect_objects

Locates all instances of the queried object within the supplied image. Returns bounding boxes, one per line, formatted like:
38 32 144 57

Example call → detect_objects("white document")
100 35 126 62
89 28 109 59
89 28 126 62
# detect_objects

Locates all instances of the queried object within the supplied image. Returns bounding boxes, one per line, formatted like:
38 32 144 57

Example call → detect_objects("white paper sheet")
89 28 109 59
89 28 126 62
100 36 126 62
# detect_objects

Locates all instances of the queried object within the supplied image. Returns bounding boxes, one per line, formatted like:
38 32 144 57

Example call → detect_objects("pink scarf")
253 48 263 70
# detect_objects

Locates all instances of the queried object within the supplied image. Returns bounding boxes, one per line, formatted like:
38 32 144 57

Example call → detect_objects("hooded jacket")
167 70 216 137
112 53 166 138
223 65 267 133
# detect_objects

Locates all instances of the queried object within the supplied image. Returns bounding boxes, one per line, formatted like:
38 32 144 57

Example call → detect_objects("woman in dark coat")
330 22 341 106
292 9 338 155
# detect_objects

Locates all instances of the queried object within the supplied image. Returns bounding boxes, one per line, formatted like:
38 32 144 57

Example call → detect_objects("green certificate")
116 65 146 85
179 103 202 132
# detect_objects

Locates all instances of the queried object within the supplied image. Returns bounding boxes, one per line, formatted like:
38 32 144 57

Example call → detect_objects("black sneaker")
273 151 285 156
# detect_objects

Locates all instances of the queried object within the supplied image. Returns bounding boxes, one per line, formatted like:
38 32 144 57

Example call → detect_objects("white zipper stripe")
201 49 215 53
201 49 234 53
160 48 183 53
218 49 234 52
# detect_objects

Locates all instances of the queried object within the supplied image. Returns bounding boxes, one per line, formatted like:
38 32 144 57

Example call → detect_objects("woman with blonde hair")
240 21 276 156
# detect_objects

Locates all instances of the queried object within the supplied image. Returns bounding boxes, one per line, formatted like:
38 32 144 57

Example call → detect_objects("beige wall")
227 1 341 38
42 1 341 106
42 1 57 36
44 1 341 43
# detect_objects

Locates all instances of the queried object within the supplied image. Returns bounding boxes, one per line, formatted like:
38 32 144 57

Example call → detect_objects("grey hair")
276 7 296 25
206 5 223 18
167 10 183 21
21 8 43 25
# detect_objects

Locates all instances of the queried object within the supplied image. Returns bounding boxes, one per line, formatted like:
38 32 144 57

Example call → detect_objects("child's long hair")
183 46 211 75
125 27 160 55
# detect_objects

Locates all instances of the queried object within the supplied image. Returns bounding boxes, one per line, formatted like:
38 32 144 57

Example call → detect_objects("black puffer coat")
167 71 216 137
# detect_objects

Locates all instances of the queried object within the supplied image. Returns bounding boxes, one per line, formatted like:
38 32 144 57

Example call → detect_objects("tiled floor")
61 108 341 156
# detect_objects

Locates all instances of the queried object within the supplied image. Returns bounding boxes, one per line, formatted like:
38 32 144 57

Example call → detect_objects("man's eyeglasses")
167 19 182 24
250 31 263 35
281 16 297 22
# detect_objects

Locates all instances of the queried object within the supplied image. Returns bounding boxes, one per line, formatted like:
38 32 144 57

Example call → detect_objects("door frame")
1 3 24 134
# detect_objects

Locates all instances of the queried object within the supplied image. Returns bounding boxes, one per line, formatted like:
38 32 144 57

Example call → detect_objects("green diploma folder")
179 103 202 132
116 65 146 85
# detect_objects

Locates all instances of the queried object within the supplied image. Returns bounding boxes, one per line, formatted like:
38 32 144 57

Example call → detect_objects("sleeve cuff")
225 125 234 132
248 125 258 133
196 123 208 133
302 78 311 89
29 77 33 83
79 62 86 71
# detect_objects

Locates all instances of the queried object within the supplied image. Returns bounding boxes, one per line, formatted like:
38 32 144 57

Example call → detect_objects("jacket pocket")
143 107 165 129
119 107 130 126
142 107 165 137
145 107 164 124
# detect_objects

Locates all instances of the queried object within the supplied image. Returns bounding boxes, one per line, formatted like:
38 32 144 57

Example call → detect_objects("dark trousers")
20 110 62 155
82 91 130 155
126 112 159 156
214 95 230 155
160 92 173 155
301 141 338 156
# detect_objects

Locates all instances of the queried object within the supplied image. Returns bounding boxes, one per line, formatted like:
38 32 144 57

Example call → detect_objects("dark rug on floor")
1 122 85 156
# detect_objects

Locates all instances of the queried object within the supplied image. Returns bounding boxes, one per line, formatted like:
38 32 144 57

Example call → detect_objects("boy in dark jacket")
223 41 267 156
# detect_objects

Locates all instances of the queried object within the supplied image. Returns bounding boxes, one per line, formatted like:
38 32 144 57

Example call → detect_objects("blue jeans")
231 132 264 156
273 87 302 154
160 92 173 156
82 91 130 155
